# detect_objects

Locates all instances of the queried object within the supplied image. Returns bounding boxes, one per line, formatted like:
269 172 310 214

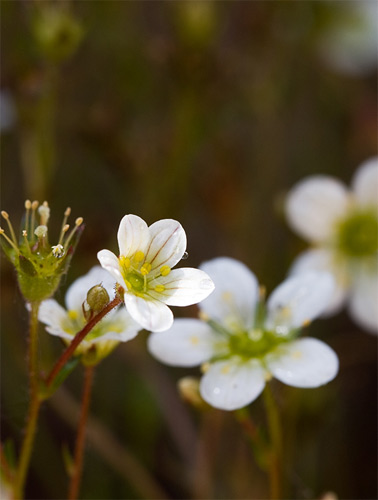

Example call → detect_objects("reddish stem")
46 296 122 387
68 365 95 500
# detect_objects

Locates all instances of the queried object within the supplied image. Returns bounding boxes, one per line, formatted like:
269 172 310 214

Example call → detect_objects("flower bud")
83 284 109 321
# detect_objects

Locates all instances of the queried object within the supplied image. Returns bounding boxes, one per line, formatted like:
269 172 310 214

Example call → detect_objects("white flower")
97 214 215 332
148 257 339 411
38 266 141 362
285 157 378 333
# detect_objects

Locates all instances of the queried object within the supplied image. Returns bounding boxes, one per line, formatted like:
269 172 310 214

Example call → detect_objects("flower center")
228 329 285 359
337 210 378 258
119 251 170 297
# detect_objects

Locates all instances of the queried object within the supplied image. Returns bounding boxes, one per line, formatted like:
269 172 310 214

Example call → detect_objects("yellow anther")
125 280 132 290
42 201 49 207
292 350 302 359
0 228 4 234
120 256 131 269
201 362 210 374
198 311 210 321
221 291 233 303
65 207 71 217
31 201 39 210
140 263 151 275
1 211 17 245
75 217 83 226
25 200 32 209
22 230 27 237
259 285 266 300
190 335 199 345
68 310 78 320
63 224 70 233
221 364 231 375
154 284 165 293
1 211 9 220
264 371 273 382
302 318 311 327
160 265 171 276
134 250 145 262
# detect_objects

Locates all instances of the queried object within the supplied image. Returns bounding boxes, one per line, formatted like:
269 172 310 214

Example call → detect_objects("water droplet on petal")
182 251 189 260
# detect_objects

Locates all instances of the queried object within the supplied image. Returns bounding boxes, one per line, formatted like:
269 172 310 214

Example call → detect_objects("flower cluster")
0 200 83 302
38 266 141 365
98 214 215 332
148 257 339 411
285 157 378 333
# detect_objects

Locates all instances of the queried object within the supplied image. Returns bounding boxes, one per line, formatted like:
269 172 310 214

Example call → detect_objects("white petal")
351 157 378 207
266 271 335 329
117 214 150 257
148 268 214 306
289 249 349 315
266 338 339 388
148 318 218 366
65 266 117 311
199 257 259 330
145 219 186 274
124 294 173 332
349 269 378 334
38 299 67 329
97 249 125 288
90 309 141 343
285 176 349 243
200 359 266 411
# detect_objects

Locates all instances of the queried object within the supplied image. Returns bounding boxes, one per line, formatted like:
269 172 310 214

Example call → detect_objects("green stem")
263 383 283 500
13 302 42 500
68 365 95 500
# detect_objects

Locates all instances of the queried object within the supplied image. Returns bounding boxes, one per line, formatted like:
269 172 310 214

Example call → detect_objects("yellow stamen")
140 263 151 276
0 228 20 253
302 318 311 328
22 230 31 253
160 265 171 276
198 311 210 321
1 211 17 246
292 350 302 359
120 256 131 270
259 285 266 300
201 362 210 374
134 250 145 263
68 310 78 320
30 201 39 236
221 364 230 375
24 200 31 236
190 335 199 345
154 284 165 293
64 217 83 250
38 202 50 225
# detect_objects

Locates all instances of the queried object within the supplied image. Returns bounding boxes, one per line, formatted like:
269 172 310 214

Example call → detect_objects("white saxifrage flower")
285 157 378 333
97 214 215 332
148 257 339 411
38 266 141 363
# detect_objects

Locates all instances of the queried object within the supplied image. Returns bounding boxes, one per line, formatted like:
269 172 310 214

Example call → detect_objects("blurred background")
1 1 377 499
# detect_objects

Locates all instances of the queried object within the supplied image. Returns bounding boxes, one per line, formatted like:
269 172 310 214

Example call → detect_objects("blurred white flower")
286 158 378 333
318 0 378 76
39 266 141 363
148 257 338 411
98 214 215 332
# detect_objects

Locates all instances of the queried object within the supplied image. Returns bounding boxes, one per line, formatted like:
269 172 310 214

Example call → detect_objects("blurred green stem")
13 302 42 500
68 365 95 500
263 383 283 500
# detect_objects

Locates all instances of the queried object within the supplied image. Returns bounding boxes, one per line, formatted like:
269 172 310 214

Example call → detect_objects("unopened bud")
83 284 110 321
178 377 207 409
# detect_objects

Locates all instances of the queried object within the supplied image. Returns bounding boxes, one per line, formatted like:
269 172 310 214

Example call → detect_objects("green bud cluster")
1 200 84 302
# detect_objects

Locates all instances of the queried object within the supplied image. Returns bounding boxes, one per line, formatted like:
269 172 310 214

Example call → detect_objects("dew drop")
181 251 189 260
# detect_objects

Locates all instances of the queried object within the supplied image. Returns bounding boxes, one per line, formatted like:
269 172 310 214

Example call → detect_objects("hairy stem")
46 296 122 388
263 383 283 500
13 302 41 500
68 365 95 500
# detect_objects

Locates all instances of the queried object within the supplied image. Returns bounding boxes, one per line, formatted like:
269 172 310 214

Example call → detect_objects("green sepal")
18 254 38 277
39 356 80 400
